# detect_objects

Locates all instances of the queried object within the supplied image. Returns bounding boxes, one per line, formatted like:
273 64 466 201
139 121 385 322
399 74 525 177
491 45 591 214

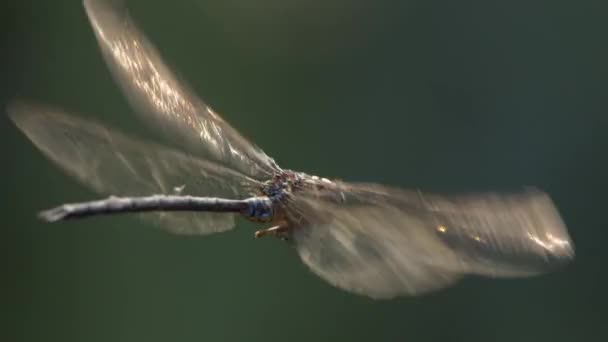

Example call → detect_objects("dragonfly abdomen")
39 195 248 222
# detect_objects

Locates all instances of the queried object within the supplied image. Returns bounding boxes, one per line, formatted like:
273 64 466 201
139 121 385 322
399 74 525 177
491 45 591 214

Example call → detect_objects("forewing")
83 0 278 179
287 183 574 298
9 102 262 235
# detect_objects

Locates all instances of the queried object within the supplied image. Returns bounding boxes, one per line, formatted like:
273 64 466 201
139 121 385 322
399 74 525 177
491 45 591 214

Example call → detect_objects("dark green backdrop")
2 0 606 341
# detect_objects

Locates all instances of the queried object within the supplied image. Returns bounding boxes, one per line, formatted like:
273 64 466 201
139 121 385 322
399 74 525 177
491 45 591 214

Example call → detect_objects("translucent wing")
9 102 262 235
290 200 463 298
287 183 574 298
83 0 279 179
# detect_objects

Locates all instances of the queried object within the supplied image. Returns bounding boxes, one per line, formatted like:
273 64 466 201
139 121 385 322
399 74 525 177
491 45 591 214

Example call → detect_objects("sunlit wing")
9 101 262 235
287 183 574 298
83 0 279 179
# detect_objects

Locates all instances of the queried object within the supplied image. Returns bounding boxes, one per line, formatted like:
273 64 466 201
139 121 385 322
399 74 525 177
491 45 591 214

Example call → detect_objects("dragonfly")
9 0 574 299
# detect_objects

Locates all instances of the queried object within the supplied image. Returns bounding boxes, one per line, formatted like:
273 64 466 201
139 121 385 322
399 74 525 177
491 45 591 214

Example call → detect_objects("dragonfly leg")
255 223 288 240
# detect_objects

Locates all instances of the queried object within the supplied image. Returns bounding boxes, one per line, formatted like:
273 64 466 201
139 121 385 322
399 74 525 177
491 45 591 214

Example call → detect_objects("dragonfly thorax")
247 170 336 225
261 170 336 201
261 170 304 199
238 171 306 224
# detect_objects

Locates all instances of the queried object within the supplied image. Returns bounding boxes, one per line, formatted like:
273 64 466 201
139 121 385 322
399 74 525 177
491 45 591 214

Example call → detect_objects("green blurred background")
2 0 607 341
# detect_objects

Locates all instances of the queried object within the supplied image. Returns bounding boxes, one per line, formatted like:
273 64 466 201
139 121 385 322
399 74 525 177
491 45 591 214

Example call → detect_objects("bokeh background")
2 0 607 341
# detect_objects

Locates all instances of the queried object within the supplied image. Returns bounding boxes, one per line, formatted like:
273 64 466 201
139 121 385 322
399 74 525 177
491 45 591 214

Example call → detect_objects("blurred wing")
9 102 262 235
287 184 574 298
408 189 575 277
290 199 463 298
83 0 279 179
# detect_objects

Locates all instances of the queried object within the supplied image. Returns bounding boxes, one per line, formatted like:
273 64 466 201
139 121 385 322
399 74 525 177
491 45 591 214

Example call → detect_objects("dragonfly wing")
289 198 463 299
83 0 279 179
406 189 575 277
287 184 574 298
9 102 262 235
